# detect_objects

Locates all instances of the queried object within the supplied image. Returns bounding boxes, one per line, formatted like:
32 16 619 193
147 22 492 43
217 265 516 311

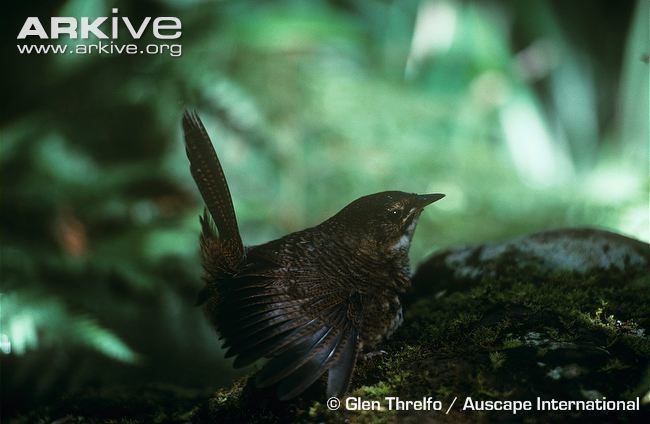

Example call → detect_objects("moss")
23 234 650 422
15 384 207 424
489 351 506 370
206 378 247 414
192 262 648 422
502 337 524 349
114 259 646 423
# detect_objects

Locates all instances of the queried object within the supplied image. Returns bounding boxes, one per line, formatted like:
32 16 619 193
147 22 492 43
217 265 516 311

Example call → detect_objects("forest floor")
15 228 650 423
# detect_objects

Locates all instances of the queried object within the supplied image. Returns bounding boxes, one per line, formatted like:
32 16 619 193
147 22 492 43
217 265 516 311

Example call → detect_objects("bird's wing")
213 248 363 400
182 110 244 269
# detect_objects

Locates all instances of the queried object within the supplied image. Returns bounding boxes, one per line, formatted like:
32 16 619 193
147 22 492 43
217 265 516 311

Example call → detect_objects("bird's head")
330 191 445 252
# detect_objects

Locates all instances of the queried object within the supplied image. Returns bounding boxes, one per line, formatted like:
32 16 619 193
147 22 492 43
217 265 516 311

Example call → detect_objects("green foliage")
2 292 139 363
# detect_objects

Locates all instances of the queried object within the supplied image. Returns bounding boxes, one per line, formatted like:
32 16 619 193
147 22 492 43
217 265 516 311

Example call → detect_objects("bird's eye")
388 209 401 220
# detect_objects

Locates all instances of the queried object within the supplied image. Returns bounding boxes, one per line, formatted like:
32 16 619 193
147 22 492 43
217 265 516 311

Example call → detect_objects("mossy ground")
197 266 650 423
17 250 650 423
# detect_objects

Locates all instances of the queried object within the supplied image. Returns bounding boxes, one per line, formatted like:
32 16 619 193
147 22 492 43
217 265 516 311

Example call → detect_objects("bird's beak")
414 193 445 208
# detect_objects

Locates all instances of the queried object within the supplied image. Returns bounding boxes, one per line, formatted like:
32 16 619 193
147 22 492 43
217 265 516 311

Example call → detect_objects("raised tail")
182 110 244 268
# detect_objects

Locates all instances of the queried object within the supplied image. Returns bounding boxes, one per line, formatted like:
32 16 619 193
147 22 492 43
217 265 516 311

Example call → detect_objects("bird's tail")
182 110 244 270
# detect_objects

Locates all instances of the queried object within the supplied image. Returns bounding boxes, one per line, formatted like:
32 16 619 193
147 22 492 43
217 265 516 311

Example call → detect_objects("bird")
182 110 444 400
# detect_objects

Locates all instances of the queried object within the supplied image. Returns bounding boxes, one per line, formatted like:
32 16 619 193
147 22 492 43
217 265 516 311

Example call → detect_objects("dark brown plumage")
182 110 444 400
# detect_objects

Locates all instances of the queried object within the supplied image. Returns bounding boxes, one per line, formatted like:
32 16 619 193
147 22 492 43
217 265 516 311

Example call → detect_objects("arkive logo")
17 8 181 40
16 8 183 57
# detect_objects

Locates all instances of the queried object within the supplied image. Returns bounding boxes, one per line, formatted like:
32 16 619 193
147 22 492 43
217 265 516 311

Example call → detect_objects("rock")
410 227 650 297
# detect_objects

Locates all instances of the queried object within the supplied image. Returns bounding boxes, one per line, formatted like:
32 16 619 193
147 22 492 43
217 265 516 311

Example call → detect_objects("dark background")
1 0 648 417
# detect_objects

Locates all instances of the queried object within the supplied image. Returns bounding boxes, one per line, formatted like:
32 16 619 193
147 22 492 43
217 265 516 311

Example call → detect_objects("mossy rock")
18 228 650 423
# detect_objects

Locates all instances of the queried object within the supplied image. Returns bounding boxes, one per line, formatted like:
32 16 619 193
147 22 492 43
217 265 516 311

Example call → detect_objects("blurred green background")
1 0 648 415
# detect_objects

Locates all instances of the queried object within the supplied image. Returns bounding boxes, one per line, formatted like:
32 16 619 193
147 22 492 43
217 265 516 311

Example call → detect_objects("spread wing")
184 110 362 398
212 245 363 400
182 110 244 269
